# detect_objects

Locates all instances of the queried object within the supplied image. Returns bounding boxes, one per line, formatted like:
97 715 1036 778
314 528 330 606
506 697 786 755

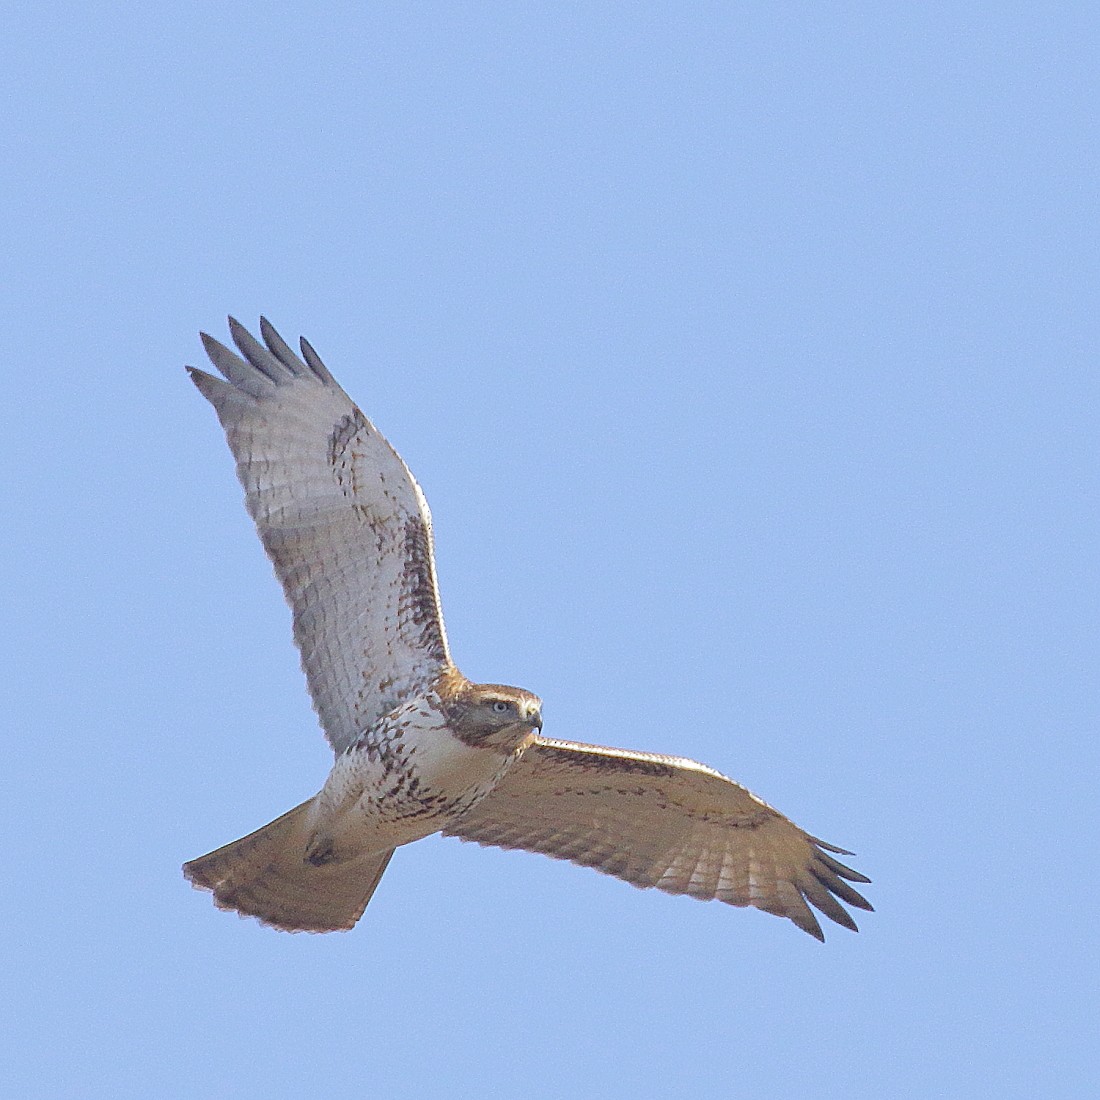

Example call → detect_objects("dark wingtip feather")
199 329 277 397
299 335 337 385
836 880 874 912
782 891 826 941
259 316 307 373
802 871 861 932
821 871 874 913
809 835 856 856
816 847 872 885
185 364 230 402
799 915 826 942
227 316 291 382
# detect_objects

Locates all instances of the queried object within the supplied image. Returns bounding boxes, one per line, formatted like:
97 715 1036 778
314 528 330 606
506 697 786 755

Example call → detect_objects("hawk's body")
183 318 872 941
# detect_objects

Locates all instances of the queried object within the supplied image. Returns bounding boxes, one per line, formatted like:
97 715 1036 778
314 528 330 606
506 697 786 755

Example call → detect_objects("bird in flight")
183 318 872 941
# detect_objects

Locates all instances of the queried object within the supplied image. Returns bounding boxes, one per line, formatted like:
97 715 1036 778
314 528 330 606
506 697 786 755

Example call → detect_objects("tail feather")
183 799 394 932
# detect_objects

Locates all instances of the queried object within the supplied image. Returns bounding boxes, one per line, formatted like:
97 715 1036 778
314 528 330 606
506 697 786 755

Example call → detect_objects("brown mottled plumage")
182 318 871 941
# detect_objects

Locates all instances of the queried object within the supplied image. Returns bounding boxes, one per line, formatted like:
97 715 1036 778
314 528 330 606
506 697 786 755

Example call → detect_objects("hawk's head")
442 681 543 753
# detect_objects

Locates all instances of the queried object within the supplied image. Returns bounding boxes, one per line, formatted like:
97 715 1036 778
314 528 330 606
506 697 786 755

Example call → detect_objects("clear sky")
2 3 1096 1098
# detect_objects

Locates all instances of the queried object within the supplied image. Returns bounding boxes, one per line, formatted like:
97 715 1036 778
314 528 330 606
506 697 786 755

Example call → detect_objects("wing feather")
444 736 872 940
188 318 452 753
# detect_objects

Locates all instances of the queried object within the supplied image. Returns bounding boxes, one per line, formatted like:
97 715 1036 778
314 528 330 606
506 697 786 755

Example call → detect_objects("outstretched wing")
444 737 872 940
188 317 452 753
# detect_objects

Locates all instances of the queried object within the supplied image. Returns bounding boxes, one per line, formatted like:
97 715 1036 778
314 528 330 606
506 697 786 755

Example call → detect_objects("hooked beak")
528 707 543 733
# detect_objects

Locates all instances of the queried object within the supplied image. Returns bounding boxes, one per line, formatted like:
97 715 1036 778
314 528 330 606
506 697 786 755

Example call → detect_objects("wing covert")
188 317 453 753
444 737 872 940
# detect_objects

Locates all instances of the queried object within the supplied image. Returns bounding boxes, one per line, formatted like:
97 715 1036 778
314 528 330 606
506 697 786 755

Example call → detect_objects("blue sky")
2 3 1097 1097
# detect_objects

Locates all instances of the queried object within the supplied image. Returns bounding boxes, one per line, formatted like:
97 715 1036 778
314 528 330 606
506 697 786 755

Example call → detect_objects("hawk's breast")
325 693 520 844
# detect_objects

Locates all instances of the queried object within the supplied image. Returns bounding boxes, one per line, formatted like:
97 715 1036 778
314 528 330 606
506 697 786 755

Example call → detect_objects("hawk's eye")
491 700 511 714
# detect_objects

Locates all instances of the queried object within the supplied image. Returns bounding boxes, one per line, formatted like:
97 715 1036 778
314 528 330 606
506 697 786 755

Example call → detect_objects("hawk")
183 318 872 941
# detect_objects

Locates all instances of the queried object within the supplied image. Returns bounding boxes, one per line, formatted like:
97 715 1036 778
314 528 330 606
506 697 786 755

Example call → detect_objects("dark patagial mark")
328 408 370 498
539 745 677 779
328 408 368 468
398 516 447 658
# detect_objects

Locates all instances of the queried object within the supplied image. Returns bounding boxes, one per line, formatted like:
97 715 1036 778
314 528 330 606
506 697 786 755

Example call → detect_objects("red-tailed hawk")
183 318 872 941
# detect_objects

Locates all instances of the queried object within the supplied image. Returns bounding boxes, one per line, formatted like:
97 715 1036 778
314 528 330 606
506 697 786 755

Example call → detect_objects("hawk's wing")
188 317 452 754
444 737 872 940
